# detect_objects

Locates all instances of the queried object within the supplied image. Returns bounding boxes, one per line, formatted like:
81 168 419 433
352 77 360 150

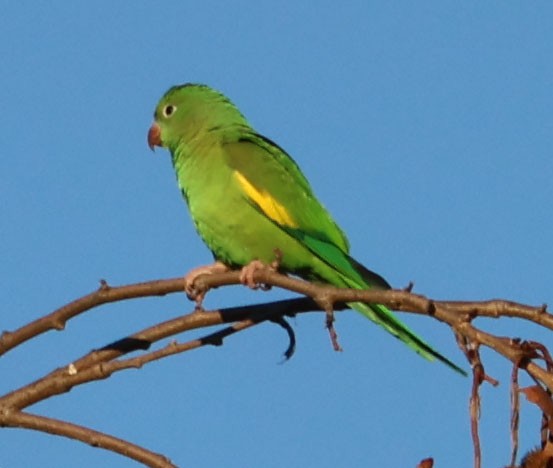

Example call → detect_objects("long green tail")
344 255 466 375
350 301 466 376
285 229 466 375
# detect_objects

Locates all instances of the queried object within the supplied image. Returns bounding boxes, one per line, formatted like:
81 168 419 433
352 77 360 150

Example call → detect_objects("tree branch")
1 268 551 467
0 277 186 357
0 410 176 468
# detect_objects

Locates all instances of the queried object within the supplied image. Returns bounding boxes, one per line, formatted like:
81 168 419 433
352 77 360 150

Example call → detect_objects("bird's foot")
239 260 270 289
184 261 229 307
239 253 282 290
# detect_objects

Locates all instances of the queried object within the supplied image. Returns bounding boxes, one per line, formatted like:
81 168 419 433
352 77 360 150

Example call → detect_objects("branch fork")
0 270 551 467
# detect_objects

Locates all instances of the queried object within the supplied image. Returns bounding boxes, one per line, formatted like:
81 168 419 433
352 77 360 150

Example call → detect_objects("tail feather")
283 228 466 375
351 301 467 376
347 255 391 290
340 254 466 375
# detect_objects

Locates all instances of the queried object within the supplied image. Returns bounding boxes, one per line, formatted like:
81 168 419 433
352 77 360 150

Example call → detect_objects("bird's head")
147 83 248 153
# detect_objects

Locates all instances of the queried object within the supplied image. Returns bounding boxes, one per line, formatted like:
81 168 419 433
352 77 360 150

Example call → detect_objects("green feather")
284 229 466 375
150 83 466 375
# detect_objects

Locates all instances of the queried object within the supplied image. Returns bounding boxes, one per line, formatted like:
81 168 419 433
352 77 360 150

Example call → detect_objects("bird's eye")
162 104 176 118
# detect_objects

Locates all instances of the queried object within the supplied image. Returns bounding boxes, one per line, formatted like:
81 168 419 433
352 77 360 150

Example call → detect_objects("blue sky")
1 2 552 467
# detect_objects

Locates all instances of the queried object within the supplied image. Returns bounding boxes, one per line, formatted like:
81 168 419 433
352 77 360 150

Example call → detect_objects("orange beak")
147 122 162 151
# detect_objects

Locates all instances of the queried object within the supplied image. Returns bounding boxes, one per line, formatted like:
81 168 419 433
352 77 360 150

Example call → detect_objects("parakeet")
147 83 464 374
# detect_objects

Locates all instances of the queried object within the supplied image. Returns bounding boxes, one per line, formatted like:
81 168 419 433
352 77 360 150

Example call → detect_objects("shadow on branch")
0 267 551 467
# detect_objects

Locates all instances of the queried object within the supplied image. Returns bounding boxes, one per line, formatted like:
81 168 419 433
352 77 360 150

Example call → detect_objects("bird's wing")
223 132 350 253
222 132 390 289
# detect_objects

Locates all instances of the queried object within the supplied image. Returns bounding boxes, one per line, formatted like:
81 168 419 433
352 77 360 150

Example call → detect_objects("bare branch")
0 410 176 468
0 277 186 357
2 267 552 466
0 297 317 410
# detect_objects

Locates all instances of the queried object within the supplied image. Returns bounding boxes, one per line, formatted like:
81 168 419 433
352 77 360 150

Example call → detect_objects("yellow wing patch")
233 171 297 228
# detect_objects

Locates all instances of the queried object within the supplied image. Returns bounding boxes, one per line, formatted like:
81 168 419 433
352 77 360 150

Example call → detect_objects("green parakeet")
147 83 464 375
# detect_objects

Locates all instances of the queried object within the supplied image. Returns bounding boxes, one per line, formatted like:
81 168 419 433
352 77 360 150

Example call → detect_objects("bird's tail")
336 255 466 375
285 230 465 374
349 300 466 376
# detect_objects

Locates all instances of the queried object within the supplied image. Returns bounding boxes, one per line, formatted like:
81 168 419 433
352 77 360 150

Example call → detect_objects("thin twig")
0 410 176 468
0 298 318 410
0 278 186 357
511 361 520 467
2 268 552 467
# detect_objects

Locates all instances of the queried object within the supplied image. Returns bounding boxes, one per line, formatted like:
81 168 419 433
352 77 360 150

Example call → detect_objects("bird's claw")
183 261 229 306
239 249 282 289
239 260 268 289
